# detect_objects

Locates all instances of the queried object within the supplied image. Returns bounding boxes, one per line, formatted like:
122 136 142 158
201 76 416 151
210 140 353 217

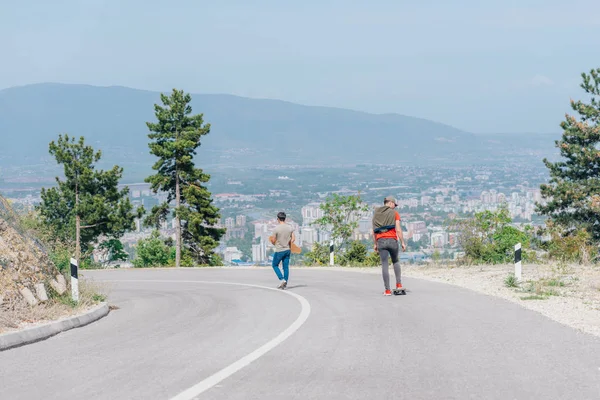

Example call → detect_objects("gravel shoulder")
310 263 600 338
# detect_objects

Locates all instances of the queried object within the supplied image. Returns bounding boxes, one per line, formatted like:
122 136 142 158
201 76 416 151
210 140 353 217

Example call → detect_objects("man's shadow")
285 284 308 290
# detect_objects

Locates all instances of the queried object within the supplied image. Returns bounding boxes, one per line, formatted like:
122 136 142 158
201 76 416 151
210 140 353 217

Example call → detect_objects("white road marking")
103 279 311 400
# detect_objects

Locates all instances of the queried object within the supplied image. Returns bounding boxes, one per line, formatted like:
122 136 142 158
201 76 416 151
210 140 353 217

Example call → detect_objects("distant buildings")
431 231 448 248
223 247 243 263
301 203 324 226
222 214 249 241
406 221 427 235
236 215 247 226
252 242 266 262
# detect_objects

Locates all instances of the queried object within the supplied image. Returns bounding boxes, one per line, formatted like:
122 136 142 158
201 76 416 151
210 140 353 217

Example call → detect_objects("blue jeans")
272 250 291 281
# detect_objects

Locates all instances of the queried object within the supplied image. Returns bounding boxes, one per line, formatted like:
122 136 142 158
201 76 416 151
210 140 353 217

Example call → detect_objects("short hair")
277 211 286 221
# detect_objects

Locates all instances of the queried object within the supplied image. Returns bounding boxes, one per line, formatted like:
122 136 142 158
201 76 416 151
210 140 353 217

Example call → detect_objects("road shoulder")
0 302 109 351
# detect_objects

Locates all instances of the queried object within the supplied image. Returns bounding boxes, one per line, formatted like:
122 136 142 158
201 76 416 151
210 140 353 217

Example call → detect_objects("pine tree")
38 135 139 266
537 68 600 240
144 89 224 266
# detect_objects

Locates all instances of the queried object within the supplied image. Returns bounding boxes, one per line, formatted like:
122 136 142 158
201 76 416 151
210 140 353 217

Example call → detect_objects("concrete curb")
0 302 110 352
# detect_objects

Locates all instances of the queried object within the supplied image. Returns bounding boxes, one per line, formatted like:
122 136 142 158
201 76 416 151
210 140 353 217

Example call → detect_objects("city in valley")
3 160 549 266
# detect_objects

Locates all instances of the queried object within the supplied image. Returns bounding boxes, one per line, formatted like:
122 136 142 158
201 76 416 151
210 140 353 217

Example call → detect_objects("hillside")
0 195 105 332
0 83 557 182
0 195 62 330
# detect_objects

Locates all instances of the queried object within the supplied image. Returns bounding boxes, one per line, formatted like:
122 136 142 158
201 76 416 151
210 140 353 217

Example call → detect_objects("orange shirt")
375 211 401 240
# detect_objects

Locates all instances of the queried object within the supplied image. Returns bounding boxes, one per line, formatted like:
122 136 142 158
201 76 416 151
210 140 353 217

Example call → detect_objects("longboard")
291 243 301 254
393 288 406 295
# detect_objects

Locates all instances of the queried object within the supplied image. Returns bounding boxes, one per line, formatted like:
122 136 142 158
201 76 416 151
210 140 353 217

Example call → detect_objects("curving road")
2 268 600 400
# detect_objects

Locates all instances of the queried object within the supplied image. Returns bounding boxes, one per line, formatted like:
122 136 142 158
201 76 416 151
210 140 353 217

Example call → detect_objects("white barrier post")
514 243 522 281
70 257 79 303
329 240 334 266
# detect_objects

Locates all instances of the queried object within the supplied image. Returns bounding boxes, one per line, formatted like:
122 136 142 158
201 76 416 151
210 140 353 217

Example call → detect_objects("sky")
1 0 599 134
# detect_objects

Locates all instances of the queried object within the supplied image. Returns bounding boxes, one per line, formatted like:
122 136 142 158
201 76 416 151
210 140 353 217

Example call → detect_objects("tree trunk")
175 173 181 268
75 186 81 267
76 215 81 265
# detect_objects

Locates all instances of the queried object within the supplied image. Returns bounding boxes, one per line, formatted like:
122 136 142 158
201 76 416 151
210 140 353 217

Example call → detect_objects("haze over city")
2 2 600 399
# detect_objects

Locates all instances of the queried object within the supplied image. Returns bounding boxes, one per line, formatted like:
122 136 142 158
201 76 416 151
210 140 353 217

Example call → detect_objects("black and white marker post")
329 240 334 266
514 242 522 281
70 257 79 303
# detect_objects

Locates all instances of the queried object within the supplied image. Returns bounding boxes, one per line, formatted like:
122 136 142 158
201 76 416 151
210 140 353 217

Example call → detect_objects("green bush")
209 253 224 266
304 242 331 266
538 222 597 264
49 246 72 273
304 240 381 267
340 241 367 265
451 207 536 265
365 250 381 266
133 230 174 267
340 241 382 267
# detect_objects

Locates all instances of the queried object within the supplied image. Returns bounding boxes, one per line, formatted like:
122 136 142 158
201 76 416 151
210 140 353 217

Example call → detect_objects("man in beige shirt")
269 211 295 289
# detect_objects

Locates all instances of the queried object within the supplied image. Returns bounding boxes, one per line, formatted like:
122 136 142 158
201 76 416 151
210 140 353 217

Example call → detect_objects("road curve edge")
0 302 110 352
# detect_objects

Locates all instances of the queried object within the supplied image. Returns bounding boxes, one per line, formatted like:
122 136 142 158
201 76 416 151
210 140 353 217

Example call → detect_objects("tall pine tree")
537 68 600 240
38 135 138 266
145 89 224 266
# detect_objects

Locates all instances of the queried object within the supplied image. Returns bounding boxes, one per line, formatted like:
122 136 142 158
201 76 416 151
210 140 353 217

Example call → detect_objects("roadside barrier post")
514 243 522 281
329 240 334 266
70 258 79 303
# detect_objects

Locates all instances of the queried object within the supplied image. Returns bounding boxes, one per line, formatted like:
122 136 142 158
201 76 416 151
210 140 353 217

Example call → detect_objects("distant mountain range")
0 83 558 180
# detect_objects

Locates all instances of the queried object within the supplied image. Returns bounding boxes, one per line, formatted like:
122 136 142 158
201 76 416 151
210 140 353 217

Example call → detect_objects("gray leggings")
377 238 401 290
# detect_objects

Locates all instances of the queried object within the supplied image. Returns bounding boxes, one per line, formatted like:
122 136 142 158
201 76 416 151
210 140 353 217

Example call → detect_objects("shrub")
364 251 381 267
451 207 536 265
541 223 597 264
304 242 331 266
340 241 367 265
133 230 174 267
504 273 519 288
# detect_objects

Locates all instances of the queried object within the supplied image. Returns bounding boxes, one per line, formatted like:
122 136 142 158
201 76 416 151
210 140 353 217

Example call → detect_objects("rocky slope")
0 195 68 329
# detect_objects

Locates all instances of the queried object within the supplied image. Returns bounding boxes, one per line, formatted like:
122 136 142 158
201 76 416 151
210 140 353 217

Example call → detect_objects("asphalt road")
1 268 600 400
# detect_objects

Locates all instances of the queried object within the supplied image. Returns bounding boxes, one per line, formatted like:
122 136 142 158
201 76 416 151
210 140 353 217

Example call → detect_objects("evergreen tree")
537 68 600 240
38 135 139 266
144 89 224 266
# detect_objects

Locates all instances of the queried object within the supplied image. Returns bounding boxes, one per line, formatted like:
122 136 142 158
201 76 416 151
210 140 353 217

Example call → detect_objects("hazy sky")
1 0 599 133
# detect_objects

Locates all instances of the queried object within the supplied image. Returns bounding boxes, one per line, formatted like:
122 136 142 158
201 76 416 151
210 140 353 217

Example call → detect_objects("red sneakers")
396 283 404 289
383 289 392 296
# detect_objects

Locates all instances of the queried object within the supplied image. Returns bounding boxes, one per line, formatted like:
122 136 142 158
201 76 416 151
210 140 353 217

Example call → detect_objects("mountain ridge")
0 82 470 131
0 83 555 183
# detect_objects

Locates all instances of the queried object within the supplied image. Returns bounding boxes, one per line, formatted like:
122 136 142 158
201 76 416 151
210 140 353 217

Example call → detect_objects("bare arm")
372 229 378 251
290 232 296 245
396 220 406 251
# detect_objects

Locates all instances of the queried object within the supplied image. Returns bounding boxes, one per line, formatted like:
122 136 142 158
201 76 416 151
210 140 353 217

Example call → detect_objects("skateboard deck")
393 288 407 295
291 243 301 254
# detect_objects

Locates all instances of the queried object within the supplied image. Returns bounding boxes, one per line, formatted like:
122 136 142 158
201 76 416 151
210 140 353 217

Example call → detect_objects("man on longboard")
269 211 295 289
372 196 407 296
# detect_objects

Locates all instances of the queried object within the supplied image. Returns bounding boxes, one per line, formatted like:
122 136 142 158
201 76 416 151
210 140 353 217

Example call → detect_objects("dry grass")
0 278 108 334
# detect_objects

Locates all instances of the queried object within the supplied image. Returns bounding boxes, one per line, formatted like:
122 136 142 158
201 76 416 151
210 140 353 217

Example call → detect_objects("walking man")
269 211 295 289
372 196 407 296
